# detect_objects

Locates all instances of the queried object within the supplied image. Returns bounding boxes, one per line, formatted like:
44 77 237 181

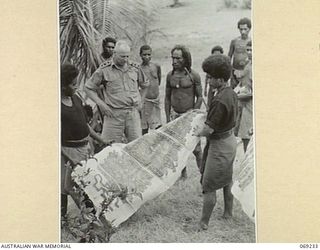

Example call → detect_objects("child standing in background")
139 45 162 135
234 41 253 152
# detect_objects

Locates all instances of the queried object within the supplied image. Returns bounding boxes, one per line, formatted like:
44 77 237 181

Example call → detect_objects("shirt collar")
111 60 128 72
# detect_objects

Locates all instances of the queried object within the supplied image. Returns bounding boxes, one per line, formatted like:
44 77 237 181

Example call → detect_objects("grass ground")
61 0 255 243
109 158 255 243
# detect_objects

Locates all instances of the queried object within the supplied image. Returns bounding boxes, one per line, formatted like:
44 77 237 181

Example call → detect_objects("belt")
210 129 234 140
110 105 138 110
172 108 192 115
62 138 89 148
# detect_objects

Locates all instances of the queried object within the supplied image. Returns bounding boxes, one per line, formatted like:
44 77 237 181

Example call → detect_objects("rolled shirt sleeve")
85 67 104 91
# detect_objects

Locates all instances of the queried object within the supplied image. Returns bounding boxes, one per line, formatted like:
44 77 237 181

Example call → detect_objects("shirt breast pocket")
106 78 122 94
127 71 139 92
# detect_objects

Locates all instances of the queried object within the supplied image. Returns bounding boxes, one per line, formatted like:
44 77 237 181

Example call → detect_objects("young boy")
139 45 162 135
234 41 253 152
61 64 111 216
228 17 251 90
204 45 224 106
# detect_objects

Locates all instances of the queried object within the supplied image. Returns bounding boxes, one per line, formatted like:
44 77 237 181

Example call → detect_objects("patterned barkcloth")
232 137 255 222
72 110 206 227
72 109 255 227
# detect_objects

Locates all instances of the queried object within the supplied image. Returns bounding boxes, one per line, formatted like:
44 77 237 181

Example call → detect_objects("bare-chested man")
228 18 251 89
139 45 162 135
165 45 203 178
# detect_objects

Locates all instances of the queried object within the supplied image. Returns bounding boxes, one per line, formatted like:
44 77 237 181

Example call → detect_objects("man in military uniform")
85 40 149 143
165 45 203 178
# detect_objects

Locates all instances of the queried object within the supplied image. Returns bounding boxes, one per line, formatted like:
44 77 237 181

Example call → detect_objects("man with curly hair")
193 54 238 230
101 36 116 61
165 45 203 178
204 45 224 105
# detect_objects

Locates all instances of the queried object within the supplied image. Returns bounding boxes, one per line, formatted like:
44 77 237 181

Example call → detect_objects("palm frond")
60 0 101 80
59 0 161 81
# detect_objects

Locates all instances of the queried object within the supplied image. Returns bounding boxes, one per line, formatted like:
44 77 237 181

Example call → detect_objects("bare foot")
197 221 208 231
222 213 233 223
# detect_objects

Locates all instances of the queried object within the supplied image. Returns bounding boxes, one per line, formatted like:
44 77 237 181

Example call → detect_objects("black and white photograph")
3 0 320 245
59 0 255 243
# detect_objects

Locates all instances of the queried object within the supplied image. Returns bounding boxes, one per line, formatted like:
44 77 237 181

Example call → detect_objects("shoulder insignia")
129 61 140 69
100 60 112 68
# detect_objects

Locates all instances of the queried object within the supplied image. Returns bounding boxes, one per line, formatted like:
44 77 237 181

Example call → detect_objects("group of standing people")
60 17 253 231
195 17 253 230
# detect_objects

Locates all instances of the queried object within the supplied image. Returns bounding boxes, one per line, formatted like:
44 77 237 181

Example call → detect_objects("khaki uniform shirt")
86 61 149 109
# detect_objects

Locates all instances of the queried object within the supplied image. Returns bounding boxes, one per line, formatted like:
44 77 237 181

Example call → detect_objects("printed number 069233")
300 244 318 248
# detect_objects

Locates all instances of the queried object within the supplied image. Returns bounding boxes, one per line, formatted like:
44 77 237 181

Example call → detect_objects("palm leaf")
59 0 160 82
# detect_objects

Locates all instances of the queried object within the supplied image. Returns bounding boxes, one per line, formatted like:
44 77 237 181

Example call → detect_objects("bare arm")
164 73 172 123
156 64 161 85
137 67 150 110
88 125 112 146
228 39 235 59
193 123 214 137
139 87 148 110
204 74 209 97
193 72 203 109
